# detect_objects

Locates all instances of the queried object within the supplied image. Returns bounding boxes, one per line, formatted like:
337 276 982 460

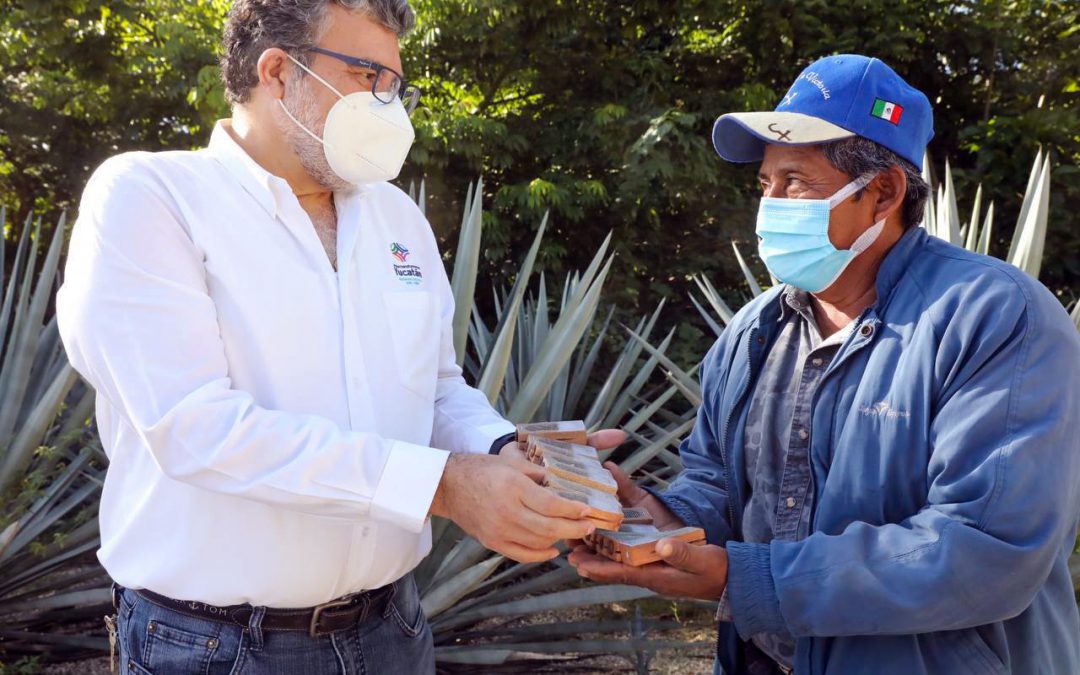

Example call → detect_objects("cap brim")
712 112 855 163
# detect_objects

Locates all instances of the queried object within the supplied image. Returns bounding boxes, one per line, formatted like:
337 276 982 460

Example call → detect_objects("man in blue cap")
570 55 1080 674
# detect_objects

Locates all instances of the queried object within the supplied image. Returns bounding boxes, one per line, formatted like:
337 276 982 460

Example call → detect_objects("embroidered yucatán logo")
390 242 423 285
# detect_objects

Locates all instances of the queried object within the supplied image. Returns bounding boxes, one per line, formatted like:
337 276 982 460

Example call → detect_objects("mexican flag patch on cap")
872 98 903 124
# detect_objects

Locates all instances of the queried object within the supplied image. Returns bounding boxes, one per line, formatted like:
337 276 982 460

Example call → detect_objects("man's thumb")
657 538 705 572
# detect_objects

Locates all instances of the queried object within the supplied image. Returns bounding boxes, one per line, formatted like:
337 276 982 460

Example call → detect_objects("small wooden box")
595 526 706 567
621 507 653 525
541 454 618 495
545 475 623 530
516 420 589 445
526 438 599 465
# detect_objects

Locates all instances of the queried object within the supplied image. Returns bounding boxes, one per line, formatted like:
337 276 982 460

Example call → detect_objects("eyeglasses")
305 47 421 115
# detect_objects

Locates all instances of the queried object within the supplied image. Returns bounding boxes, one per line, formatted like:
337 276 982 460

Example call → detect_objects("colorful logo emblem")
391 242 410 263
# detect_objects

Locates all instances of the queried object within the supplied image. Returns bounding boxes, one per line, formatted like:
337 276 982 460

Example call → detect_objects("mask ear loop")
276 53 346 147
827 173 876 208
827 172 885 253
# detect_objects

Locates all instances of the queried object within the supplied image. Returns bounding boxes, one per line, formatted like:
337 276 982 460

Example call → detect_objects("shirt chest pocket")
381 290 440 402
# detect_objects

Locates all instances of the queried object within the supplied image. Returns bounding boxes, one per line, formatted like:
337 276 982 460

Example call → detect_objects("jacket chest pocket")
381 290 440 402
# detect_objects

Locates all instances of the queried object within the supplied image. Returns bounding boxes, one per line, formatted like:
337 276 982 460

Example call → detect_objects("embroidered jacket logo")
859 401 911 420
390 242 422 285
390 242 410 263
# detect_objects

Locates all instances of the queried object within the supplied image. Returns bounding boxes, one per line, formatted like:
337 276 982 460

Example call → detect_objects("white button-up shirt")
56 121 513 608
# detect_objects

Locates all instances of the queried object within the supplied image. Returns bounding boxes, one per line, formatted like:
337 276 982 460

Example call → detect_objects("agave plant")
406 182 711 668
0 209 109 663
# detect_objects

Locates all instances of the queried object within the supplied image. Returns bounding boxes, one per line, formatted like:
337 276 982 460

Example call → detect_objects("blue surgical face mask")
756 173 884 293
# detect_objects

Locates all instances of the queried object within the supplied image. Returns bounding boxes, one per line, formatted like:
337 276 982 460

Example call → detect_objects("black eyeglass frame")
305 46 421 114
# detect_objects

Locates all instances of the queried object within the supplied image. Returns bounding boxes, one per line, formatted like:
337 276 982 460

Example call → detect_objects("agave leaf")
421 554 503 618
0 588 111 614
1007 154 1051 279
731 242 763 297
621 385 680 437
1071 301 1080 332
440 565 580 621
0 218 44 442
415 518 463 593
450 180 483 366
1 365 79 490
689 293 725 337
564 307 615 414
427 536 493 591
1008 149 1044 263
451 617 682 643
432 584 655 632
619 418 696 475
624 328 701 402
601 327 676 430
661 367 703 408
693 274 737 326
436 638 706 663
584 302 665 427
977 201 995 256
0 449 98 562
964 184 983 251
0 214 33 361
507 255 614 423
941 161 962 245
477 216 548 403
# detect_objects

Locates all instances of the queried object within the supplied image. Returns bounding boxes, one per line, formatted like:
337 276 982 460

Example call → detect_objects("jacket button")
147 621 156 632
756 335 765 345
860 324 874 337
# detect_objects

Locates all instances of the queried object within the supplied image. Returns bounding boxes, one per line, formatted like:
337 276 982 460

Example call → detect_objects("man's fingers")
504 456 546 483
514 508 595 542
603 461 645 505
656 538 709 573
520 481 591 519
587 429 627 451
491 540 561 564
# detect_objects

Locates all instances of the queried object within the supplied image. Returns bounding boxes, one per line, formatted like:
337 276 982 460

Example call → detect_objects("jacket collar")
873 226 928 310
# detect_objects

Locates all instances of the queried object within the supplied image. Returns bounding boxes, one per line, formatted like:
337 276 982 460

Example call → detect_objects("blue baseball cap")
712 54 934 169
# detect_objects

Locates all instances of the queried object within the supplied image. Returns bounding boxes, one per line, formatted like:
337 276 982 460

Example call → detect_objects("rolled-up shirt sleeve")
56 156 447 533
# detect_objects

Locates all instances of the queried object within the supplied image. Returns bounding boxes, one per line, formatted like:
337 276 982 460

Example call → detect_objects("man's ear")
256 48 291 102
872 165 907 224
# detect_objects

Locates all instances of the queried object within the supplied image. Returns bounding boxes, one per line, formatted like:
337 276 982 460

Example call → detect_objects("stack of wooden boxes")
516 421 705 567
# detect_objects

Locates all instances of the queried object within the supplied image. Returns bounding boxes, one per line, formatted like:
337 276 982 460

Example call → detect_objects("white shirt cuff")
370 441 450 533
471 420 517 454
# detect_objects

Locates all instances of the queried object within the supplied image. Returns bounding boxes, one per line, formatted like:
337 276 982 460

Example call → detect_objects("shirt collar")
777 285 812 322
205 120 368 220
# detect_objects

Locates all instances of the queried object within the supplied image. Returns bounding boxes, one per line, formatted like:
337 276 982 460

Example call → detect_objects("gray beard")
279 76 351 192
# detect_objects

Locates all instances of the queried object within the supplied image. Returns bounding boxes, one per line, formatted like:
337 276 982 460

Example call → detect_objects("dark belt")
116 584 395 638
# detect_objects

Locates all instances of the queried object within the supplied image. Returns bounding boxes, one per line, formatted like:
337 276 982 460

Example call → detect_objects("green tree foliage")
0 0 228 218
1 0 1076 355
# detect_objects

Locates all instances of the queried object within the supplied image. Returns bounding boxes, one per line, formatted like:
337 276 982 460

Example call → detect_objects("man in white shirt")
55 1 617 673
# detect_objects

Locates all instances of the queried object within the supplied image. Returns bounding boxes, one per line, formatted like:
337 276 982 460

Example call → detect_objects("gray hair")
221 0 415 105
819 137 930 229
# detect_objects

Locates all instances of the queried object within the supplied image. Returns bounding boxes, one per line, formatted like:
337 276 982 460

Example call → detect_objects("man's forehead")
319 6 402 63
759 145 831 174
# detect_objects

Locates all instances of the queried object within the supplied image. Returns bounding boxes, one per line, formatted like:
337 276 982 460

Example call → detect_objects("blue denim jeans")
115 574 434 674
